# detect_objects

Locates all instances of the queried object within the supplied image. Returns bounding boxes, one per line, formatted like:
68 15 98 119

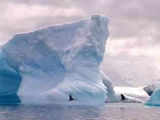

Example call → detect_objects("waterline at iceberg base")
0 15 115 105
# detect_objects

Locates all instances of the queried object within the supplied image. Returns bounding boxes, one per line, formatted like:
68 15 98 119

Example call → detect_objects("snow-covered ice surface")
114 86 149 102
0 15 110 105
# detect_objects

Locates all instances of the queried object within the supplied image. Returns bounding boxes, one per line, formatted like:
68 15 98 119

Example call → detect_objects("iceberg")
0 15 110 105
144 85 156 96
146 88 160 106
143 84 160 96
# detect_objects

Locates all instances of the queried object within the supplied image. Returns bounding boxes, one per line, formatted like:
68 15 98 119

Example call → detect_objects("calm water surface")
0 103 159 120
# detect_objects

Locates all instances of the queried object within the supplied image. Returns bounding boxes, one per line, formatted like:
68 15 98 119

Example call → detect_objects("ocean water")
0 103 159 120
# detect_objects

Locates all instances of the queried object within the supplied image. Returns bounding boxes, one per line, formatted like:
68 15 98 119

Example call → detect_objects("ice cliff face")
0 15 109 104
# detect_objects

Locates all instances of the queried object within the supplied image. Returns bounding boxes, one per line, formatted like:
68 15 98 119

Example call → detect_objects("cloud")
0 1 85 43
0 0 159 57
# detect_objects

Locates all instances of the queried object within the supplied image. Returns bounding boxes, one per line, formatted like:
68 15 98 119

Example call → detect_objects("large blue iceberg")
0 15 110 105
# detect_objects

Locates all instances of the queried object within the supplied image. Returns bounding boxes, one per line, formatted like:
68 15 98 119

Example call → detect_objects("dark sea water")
0 103 159 120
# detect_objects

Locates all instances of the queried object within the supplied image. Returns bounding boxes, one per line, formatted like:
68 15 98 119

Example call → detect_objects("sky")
0 0 159 62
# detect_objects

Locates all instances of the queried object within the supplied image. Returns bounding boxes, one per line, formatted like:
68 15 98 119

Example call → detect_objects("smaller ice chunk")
120 95 143 103
143 84 160 96
146 88 160 106
101 72 143 103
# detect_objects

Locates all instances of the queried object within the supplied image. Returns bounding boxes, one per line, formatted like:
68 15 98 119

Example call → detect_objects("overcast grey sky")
0 0 159 60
